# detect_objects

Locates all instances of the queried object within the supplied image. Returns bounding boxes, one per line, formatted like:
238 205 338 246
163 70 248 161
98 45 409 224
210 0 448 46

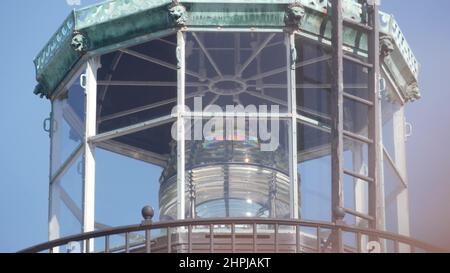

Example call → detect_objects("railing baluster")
274 223 279 253
316 227 321 253
356 232 362 253
105 235 110 253
19 218 442 254
209 224 214 253
145 229 151 253
188 225 192 253
167 227 172 253
125 233 130 253
231 224 236 253
394 240 399 253
253 223 257 253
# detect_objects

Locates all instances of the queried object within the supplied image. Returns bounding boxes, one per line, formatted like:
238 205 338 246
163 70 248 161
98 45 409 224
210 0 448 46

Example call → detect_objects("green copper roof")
33 0 420 102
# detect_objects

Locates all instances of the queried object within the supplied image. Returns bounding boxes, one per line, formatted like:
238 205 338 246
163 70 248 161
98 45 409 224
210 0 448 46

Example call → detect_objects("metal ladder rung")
344 208 375 221
343 19 374 32
343 55 373 69
344 169 374 183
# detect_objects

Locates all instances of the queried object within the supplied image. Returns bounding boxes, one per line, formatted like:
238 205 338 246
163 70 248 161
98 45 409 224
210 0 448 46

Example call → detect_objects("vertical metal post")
48 183 61 253
167 228 172 253
49 102 61 253
393 106 410 252
378 95 387 250
287 33 299 219
177 31 186 220
253 223 257 253
146 229 152 253
209 225 214 253
82 57 100 253
331 0 345 253
367 0 381 232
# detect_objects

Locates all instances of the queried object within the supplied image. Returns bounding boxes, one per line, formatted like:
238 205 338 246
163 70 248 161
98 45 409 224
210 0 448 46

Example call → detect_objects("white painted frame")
82 57 101 252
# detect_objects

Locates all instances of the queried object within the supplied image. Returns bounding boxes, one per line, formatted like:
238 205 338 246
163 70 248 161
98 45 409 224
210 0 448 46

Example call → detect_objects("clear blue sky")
1 0 449 252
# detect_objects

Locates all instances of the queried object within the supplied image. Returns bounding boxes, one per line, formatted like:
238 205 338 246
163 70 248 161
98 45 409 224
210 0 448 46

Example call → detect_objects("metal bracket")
80 74 87 90
43 116 52 137
405 122 413 141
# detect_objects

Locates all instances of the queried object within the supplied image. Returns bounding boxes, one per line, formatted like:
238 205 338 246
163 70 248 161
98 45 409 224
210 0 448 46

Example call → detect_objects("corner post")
287 33 299 219
177 30 186 220
82 57 100 253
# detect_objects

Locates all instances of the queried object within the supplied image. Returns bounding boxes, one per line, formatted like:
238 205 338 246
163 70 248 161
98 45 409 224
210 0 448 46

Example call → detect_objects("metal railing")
19 217 444 253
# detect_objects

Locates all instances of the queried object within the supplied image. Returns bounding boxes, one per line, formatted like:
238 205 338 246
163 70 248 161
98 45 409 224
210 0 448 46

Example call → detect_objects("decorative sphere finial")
333 206 346 220
142 206 155 221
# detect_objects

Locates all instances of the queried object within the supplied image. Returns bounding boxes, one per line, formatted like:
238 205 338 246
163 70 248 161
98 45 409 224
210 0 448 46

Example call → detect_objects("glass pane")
297 122 331 222
344 137 369 177
96 120 175 225
177 117 291 219
97 34 177 133
185 32 288 113
343 54 369 100
51 69 85 175
54 154 84 238
59 201 82 240
383 157 403 234
296 36 331 125
95 144 165 228
381 80 403 163
343 174 369 225
344 97 369 137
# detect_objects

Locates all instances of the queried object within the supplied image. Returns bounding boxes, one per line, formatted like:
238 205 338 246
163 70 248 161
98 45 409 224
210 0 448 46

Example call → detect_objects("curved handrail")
18 218 444 253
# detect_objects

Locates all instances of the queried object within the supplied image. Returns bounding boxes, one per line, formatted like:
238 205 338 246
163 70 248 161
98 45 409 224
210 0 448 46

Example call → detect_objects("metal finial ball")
333 206 346 220
142 206 155 220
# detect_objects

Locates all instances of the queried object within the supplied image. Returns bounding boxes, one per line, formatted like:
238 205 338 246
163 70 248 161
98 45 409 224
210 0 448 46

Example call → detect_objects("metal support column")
287 33 299 219
82 57 100 253
177 31 186 220
331 0 345 252
48 102 61 253
393 106 410 251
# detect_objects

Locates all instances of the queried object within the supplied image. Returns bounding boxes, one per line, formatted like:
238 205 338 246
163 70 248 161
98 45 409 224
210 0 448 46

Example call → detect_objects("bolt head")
142 206 155 220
